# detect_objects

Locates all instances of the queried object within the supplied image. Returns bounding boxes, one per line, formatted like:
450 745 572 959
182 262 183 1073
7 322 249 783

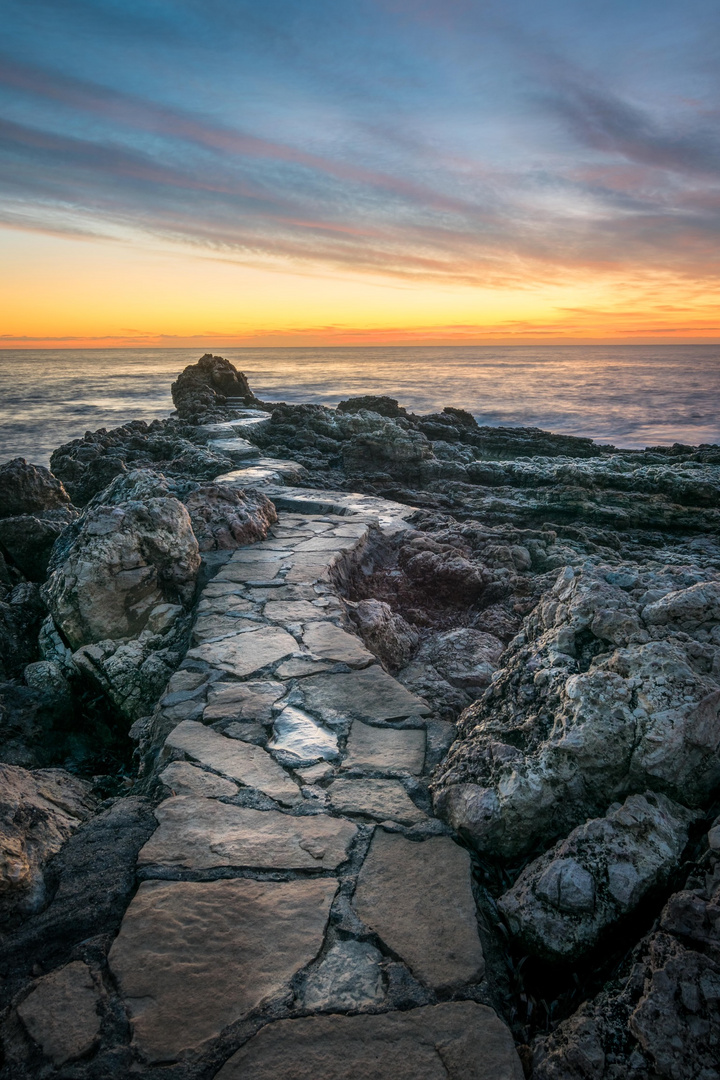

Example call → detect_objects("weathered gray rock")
0 764 95 921
346 598 419 671
300 667 430 724
109 877 335 1061
73 626 185 719
499 793 695 961
643 579 720 631
343 720 426 775
186 625 297 677
409 628 503 691
0 458 71 517
42 498 199 649
264 599 327 622
165 720 300 805
216 1001 523 1079
138 795 357 870
159 760 239 798
353 829 484 990
16 961 101 1066
183 482 277 551
434 565 720 859
268 706 340 766
327 778 426 824
300 940 384 1011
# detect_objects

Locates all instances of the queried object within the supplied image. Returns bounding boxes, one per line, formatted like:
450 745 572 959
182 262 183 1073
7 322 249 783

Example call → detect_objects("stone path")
103 481 524 1076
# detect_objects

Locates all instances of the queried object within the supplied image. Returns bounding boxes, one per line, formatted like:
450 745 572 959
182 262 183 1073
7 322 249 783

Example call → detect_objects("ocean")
0 345 718 468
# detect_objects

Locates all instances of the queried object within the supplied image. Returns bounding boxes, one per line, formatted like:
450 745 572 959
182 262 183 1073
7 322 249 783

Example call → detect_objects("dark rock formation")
171 353 257 419
0 458 71 518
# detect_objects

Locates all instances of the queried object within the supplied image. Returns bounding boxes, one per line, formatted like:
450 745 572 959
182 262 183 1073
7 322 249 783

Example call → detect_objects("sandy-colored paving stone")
109 878 336 1063
192 613 260 643
159 760 239 798
186 625 297 678
204 681 286 722
166 720 299 805
138 795 357 870
283 555 337 584
301 622 375 667
197 594 253 615
276 657 335 678
297 761 335 784
293 536 359 552
264 600 328 623
353 830 484 991
300 667 431 724
17 961 101 1066
300 940 384 1011
215 1001 523 1080
343 720 426 775
268 706 339 766
326 778 426 824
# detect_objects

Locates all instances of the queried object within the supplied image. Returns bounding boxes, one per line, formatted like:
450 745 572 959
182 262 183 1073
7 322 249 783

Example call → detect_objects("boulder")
0 459 71 518
42 498 200 650
0 509 77 581
433 566 720 858
0 764 95 924
398 628 503 716
183 483 277 551
0 582 46 681
346 598 419 671
499 793 695 961
171 354 256 419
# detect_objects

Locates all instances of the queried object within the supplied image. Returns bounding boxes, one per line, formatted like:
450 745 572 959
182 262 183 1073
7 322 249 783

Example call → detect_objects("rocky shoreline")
1 353 718 1079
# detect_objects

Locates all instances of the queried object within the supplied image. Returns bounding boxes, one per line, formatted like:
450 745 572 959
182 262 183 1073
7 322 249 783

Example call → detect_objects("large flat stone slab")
166 720 299 805
343 720 426 775
327 778 426 824
192 613 261 643
215 1001 523 1080
268 706 339 766
17 961 101 1066
301 622 375 667
186 625 297 678
109 878 335 1062
159 761 239 799
264 600 327 623
138 796 357 870
353 830 485 990
204 681 286 722
300 667 430 724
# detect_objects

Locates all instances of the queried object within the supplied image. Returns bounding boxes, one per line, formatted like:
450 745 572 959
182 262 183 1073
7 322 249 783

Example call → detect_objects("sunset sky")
1 0 719 346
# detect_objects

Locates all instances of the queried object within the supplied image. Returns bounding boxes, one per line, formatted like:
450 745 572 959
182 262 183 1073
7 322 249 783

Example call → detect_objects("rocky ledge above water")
0 354 719 1080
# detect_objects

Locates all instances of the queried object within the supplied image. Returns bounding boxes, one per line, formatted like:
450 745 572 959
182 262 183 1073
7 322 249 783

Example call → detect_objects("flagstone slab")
300 940 384 1011
293 536 360 552
108 878 336 1063
159 760 239 799
215 1001 523 1080
264 600 328 623
342 721 426 775
301 622 375 667
138 796 357 870
326 778 426 824
268 706 340 766
275 657 335 678
186 626 297 678
193 613 262 643
300 667 431 724
166 720 299 805
204 680 286 722
353 830 484 991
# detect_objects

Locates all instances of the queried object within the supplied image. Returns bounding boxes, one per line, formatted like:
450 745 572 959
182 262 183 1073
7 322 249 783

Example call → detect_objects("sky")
1 0 719 346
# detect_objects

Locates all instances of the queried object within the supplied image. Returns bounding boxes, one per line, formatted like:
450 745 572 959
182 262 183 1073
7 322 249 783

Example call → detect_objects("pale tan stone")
353 830 485 990
264 600 326 622
192 613 260 643
159 760 238 798
17 961 100 1066
166 720 299 805
215 1001 523 1079
109 878 336 1062
327 778 426 824
301 622 375 667
138 795 357 870
204 680 286 722
343 720 426 775
186 626 297 677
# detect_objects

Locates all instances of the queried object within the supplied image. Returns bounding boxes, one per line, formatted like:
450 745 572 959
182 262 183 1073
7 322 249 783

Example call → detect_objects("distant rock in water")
171 353 257 419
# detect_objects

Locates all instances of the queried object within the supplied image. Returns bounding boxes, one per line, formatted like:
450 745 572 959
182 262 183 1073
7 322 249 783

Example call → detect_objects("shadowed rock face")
0 459 71 518
171 354 256 420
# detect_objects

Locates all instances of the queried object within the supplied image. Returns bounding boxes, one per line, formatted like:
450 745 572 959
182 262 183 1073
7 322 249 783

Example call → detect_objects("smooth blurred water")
0 345 718 467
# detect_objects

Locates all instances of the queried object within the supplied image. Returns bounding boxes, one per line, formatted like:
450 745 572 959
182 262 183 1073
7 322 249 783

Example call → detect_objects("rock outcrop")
171 354 257 420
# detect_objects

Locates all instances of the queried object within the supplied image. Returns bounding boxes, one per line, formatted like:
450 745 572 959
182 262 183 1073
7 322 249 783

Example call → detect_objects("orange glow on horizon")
2 225 719 349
